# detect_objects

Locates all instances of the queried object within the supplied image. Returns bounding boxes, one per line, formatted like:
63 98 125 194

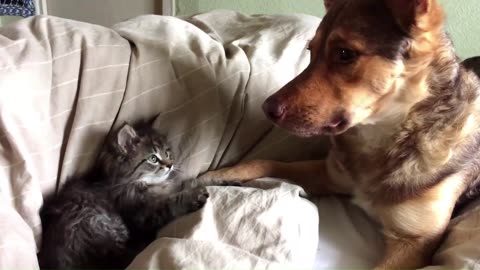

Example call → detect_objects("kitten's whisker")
172 167 183 173
106 181 133 190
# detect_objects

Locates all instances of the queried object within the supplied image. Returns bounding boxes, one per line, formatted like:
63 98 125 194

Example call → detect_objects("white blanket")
131 180 319 269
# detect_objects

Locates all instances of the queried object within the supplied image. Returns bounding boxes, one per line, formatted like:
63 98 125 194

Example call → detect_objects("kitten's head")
99 122 175 185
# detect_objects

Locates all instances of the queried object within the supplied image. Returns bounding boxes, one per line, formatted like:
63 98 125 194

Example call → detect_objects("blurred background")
0 0 479 59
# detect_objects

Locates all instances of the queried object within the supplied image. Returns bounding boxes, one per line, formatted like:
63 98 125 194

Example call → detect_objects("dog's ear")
386 0 441 32
324 0 336 11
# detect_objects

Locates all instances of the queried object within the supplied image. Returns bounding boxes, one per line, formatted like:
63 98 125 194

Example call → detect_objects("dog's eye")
147 154 159 164
337 48 358 64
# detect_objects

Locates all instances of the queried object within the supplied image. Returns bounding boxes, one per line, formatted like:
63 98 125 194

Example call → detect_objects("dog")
200 0 480 269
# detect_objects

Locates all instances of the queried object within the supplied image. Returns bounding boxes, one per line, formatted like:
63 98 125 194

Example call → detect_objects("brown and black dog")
200 0 480 269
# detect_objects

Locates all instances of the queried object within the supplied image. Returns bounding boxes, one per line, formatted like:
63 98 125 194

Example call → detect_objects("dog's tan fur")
200 0 480 269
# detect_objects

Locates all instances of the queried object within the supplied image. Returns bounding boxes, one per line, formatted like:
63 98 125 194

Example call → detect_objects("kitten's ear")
117 124 139 154
148 113 161 126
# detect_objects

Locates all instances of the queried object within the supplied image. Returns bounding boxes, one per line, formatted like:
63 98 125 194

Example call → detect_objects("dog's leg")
374 234 442 270
200 159 352 195
373 174 463 270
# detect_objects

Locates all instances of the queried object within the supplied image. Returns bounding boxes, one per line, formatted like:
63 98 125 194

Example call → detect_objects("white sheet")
313 197 383 269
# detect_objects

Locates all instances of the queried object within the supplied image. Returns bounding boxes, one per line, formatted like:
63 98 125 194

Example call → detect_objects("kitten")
38 121 209 269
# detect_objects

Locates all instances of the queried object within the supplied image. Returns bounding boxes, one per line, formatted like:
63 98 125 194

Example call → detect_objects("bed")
1 10 479 269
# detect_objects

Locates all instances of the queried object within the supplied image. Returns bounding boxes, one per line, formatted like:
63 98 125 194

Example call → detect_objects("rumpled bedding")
0 10 479 270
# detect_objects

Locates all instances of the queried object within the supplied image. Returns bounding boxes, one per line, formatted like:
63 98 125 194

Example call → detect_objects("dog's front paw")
197 171 221 184
210 180 244 187
198 170 245 187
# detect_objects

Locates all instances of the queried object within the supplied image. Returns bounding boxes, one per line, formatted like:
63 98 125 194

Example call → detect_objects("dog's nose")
262 98 286 121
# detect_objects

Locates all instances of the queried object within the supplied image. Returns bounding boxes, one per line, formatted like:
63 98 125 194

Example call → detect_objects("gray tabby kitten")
38 121 208 269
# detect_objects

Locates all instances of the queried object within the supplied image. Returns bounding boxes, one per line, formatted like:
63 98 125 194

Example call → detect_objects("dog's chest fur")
330 121 400 216
331 119 400 177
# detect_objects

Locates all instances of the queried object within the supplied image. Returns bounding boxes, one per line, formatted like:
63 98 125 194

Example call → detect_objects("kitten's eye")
336 48 358 64
147 154 159 164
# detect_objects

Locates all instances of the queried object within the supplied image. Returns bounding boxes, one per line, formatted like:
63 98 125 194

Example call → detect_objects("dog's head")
263 0 445 136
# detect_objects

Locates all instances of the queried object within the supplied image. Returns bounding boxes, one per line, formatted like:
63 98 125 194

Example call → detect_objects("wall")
176 0 480 59
45 0 162 26
0 16 21 26
440 0 480 59
0 0 162 27
176 0 326 17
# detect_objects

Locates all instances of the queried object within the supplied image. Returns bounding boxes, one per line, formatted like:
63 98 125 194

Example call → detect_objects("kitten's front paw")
136 181 149 192
190 187 209 211
180 178 199 190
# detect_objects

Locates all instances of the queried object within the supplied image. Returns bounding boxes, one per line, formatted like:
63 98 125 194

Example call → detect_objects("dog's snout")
262 98 286 121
